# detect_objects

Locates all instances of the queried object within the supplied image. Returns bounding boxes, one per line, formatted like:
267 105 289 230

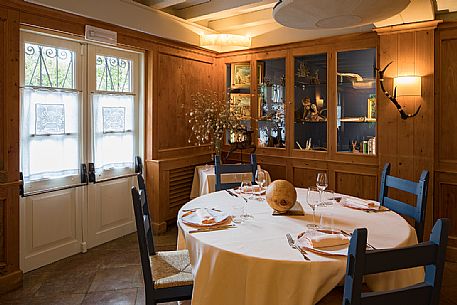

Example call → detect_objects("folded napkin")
196 208 216 225
297 231 349 249
341 197 380 211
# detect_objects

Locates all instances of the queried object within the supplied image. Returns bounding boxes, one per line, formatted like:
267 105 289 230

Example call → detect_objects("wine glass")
316 173 328 204
240 175 254 219
306 187 320 229
255 169 267 201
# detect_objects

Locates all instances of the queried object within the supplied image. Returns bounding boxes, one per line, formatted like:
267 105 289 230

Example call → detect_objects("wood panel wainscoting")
435 23 457 262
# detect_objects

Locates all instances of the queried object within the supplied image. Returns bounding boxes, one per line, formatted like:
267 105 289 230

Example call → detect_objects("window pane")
337 48 376 154
96 55 132 92
258 58 286 148
93 94 134 171
294 53 327 151
24 43 75 89
21 89 80 181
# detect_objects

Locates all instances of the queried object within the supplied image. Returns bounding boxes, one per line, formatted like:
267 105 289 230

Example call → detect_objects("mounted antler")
376 62 421 120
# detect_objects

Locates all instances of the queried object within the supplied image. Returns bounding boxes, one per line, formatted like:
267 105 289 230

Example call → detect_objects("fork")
286 233 310 261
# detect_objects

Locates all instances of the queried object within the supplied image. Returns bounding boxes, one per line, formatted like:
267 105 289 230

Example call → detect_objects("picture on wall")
230 93 251 120
231 63 251 88
367 94 376 119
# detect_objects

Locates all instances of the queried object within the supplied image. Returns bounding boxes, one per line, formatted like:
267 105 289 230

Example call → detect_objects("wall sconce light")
393 76 421 96
200 34 251 49
376 62 422 120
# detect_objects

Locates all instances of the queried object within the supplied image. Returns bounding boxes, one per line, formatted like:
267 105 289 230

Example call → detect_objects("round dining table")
177 188 424 305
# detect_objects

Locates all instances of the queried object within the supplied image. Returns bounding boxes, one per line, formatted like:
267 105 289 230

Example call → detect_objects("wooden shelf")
339 117 376 123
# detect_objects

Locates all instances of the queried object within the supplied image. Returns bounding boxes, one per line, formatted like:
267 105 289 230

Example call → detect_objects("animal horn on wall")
376 62 421 120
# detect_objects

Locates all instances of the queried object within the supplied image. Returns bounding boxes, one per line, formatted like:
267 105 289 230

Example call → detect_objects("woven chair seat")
151 250 193 289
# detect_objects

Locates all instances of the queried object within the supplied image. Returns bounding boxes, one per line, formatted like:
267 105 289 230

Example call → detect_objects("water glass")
316 173 328 204
306 186 321 229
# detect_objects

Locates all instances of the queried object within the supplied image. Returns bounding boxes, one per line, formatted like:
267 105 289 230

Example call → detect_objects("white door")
20 31 142 272
19 32 85 272
85 46 139 248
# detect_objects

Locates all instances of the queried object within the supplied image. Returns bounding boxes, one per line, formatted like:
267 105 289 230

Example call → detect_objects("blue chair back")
137 174 155 255
214 154 257 191
379 163 430 242
131 187 155 295
343 218 449 305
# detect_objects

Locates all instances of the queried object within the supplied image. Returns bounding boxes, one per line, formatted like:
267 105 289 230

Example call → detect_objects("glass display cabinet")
226 62 252 143
293 53 328 151
336 48 376 155
256 58 286 148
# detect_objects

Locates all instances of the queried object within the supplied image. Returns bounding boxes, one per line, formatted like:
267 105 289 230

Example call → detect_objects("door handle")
88 162 96 183
80 164 88 184
19 172 24 197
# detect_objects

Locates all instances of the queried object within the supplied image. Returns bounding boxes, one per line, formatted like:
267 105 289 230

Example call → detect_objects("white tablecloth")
190 164 271 198
177 189 424 305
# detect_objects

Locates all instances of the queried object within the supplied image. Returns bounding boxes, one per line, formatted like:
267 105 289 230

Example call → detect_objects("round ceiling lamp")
273 0 411 29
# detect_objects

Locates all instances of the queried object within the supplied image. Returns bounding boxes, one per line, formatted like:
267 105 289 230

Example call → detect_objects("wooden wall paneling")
437 30 457 172
434 172 457 262
331 163 378 200
414 29 435 235
256 155 288 181
0 6 21 294
291 158 329 189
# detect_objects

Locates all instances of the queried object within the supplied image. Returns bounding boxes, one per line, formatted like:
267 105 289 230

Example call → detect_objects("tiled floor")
0 226 456 305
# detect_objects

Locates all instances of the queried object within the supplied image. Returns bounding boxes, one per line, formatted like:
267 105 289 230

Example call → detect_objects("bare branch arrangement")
186 91 245 154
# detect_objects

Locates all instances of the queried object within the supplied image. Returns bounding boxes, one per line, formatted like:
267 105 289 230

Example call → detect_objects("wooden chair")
131 185 193 305
379 163 430 242
343 218 449 305
214 153 257 191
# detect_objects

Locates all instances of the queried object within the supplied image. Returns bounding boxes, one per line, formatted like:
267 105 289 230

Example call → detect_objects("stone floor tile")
89 266 139 292
82 288 137 305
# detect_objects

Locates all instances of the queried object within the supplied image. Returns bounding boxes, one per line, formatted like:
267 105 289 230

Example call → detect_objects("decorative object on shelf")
231 63 251 88
367 94 376 119
273 0 410 29
302 97 311 120
376 62 422 120
230 93 251 120
305 138 312 150
257 63 264 85
186 91 245 155
296 61 320 84
265 180 297 213
351 140 359 153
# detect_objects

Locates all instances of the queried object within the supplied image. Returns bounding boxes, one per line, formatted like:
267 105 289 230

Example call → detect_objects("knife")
189 225 235 234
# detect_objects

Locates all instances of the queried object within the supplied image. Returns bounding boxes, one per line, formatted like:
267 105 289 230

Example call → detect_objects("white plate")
296 230 349 257
181 208 231 227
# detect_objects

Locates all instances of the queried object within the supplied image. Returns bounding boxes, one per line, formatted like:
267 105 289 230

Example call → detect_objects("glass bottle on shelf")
293 53 328 151
257 58 286 148
336 48 376 155
226 63 252 144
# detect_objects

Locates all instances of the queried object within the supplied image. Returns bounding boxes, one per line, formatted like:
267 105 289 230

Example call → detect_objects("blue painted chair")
131 185 193 305
379 163 430 242
343 218 449 305
214 153 257 191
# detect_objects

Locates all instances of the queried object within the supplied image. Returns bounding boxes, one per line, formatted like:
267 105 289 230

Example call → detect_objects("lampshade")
393 76 421 96
200 34 251 48
273 0 411 29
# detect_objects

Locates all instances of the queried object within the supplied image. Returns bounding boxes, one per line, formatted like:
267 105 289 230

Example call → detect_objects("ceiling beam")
141 0 187 10
175 0 277 22
207 9 274 31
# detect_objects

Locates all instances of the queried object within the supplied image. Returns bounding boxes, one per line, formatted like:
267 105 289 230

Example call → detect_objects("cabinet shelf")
339 117 376 123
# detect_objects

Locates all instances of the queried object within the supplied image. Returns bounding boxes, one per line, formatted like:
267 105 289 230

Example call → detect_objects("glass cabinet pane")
257 58 286 148
226 63 252 143
337 48 376 154
294 53 327 151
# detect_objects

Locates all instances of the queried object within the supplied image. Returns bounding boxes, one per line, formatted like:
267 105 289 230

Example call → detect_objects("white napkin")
300 233 349 249
196 208 216 225
341 197 380 211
